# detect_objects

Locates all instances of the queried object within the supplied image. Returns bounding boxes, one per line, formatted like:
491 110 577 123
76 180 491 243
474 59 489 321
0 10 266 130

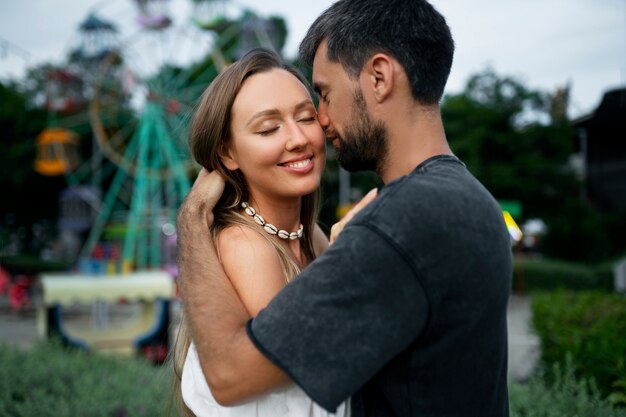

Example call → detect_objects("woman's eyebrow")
294 99 314 111
246 109 280 127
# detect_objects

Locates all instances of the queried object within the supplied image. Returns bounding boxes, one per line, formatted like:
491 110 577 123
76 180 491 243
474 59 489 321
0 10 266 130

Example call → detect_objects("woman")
171 48 350 417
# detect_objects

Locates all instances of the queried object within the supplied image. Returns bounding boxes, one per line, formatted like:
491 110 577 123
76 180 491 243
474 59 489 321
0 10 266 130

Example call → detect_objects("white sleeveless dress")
182 343 351 417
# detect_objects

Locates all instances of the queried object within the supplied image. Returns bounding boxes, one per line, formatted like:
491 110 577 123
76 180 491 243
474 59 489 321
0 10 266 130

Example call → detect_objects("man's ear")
363 53 394 103
218 146 239 171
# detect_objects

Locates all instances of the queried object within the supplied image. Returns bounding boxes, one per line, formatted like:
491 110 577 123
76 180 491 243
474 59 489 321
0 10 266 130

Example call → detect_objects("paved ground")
0 299 38 349
506 294 541 382
0 293 540 382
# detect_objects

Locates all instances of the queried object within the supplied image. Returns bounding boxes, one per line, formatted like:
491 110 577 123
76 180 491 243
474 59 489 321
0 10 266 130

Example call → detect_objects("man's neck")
380 104 452 184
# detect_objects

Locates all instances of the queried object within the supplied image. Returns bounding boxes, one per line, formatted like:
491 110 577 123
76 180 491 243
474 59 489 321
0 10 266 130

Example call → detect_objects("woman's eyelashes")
256 125 280 136
297 114 317 123
254 113 317 136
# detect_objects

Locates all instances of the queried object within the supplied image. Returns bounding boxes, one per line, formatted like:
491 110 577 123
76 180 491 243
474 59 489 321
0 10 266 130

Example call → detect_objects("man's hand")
178 168 226 229
330 187 378 244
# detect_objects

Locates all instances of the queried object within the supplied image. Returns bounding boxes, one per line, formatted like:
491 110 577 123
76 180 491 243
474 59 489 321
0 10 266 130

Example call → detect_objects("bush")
1 339 625 416
0 341 173 417
513 257 615 292
509 358 626 417
531 290 626 403
540 200 626 265
541 199 612 263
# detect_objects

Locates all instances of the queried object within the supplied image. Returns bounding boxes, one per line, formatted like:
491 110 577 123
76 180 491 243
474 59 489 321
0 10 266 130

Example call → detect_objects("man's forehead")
311 40 333 88
313 38 329 62
312 44 326 69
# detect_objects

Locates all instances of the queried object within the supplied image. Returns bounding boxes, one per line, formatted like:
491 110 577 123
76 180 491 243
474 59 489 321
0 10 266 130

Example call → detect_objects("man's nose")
317 102 330 129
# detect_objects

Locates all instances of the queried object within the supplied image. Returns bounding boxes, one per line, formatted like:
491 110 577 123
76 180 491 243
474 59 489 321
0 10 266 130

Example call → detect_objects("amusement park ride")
32 0 286 363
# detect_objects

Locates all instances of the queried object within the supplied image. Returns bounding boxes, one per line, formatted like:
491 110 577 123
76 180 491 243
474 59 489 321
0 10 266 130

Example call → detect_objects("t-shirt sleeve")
247 223 428 412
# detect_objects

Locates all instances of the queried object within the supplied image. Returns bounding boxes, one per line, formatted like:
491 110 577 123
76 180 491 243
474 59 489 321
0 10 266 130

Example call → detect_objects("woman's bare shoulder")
217 224 271 249
216 225 285 316
216 225 281 271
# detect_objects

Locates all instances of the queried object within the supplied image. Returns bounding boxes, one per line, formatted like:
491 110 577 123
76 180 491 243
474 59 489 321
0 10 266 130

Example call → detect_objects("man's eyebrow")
313 81 327 95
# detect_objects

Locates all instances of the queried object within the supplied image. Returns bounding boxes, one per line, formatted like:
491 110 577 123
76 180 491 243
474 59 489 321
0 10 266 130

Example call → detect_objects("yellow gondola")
34 127 80 176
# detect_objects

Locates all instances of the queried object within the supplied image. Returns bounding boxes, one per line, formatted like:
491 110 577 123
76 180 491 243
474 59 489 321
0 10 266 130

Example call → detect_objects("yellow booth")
37 270 174 363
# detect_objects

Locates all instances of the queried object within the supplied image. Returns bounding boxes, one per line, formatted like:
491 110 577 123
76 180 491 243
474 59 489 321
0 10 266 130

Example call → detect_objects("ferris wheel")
35 0 286 274
36 0 286 273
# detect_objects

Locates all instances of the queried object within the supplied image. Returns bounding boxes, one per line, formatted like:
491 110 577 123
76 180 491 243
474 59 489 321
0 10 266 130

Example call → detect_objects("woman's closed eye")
255 126 280 136
253 108 317 135
296 108 318 124
297 115 317 123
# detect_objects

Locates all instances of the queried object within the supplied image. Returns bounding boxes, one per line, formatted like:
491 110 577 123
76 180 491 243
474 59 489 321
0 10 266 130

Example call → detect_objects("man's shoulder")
368 156 480 215
353 154 505 248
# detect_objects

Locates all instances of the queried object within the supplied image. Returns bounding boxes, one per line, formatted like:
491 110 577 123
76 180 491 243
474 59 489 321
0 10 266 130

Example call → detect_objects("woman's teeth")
284 158 311 169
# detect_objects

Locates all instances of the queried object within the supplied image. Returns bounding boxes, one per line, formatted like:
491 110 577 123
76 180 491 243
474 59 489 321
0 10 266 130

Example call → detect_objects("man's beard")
335 88 389 174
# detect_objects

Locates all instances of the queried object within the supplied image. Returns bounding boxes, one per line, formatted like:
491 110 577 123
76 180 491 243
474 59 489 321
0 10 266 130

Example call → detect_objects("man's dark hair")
299 0 454 104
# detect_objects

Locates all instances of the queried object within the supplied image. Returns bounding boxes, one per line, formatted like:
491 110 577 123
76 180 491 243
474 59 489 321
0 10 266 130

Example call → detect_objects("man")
176 0 512 416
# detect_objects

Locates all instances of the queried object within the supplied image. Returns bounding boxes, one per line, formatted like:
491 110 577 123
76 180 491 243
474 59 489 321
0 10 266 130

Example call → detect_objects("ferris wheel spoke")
65 151 116 187
79 130 141 261
161 27 217 91
54 110 92 133
123 117 150 268
154 109 191 197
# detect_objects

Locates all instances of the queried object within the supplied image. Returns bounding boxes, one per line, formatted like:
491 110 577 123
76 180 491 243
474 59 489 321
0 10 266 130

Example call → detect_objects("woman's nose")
285 123 309 151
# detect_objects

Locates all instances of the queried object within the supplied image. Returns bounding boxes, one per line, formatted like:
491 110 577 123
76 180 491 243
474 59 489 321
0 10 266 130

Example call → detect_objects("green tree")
0 81 63 226
441 68 623 262
442 68 578 218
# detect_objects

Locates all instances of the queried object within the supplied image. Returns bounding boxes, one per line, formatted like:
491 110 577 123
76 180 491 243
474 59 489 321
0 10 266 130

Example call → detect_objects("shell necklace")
241 202 304 240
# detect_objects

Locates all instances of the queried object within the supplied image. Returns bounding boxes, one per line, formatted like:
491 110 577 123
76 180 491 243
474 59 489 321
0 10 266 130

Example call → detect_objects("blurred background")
0 1 625 416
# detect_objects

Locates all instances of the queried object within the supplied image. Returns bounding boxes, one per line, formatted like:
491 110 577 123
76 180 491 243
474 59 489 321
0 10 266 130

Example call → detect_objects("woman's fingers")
330 188 378 244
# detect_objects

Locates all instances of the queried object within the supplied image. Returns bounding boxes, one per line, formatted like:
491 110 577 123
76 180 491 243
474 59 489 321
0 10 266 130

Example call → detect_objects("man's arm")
176 169 289 405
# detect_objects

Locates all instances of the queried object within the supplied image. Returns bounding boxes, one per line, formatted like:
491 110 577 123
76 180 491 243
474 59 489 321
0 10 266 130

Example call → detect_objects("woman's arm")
313 223 330 257
177 170 289 405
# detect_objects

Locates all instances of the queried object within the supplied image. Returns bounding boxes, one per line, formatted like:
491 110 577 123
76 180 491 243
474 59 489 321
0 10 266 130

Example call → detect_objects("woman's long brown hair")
169 48 321 417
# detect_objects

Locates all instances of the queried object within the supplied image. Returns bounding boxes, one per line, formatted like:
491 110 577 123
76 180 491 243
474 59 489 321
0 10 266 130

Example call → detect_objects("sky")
1 0 625 120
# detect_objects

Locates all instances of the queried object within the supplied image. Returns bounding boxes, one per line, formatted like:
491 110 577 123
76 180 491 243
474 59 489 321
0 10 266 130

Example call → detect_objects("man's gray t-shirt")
247 155 512 417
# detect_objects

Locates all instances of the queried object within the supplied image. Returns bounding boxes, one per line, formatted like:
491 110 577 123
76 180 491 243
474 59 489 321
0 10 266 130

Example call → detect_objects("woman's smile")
278 155 315 173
